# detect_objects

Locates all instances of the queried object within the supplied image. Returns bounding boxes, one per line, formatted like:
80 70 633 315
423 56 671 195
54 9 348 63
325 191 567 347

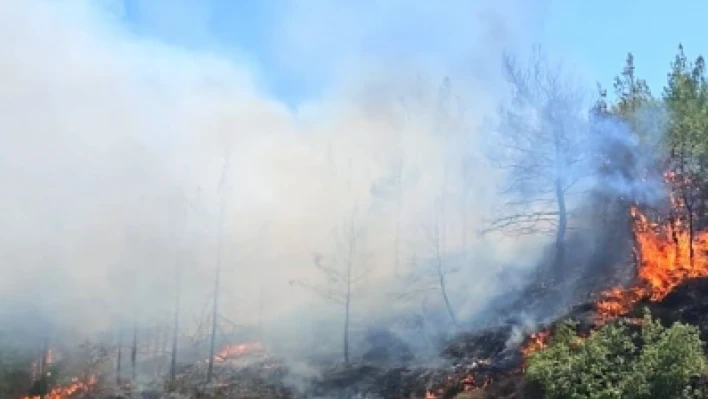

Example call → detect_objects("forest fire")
214 342 263 362
521 331 549 357
20 376 97 399
523 177 708 356
594 202 708 320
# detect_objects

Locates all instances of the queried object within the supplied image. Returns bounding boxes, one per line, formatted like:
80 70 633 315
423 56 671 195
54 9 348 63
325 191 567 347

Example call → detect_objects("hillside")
157 196 708 399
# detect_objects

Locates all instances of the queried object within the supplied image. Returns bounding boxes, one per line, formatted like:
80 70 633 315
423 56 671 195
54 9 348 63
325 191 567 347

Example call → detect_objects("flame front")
596 172 708 318
524 172 708 355
595 201 708 320
20 376 97 399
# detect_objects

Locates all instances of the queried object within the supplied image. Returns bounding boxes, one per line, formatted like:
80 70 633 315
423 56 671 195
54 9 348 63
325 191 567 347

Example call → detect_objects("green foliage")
526 313 707 399
664 45 708 158
613 53 653 119
612 45 708 173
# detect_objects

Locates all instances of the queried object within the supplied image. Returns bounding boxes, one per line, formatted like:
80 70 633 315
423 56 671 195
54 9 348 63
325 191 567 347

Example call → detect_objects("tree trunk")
152 325 160 377
116 329 122 386
551 130 568 275
344 238 353 365
170 286 180 382
437 257 457 326
394 198 401 277
461 153 472 263
207 184 226 383
258 286 265 339
145 330 152 362
680 146 695 267
394 160 403 277
436 163 457 327
554 176 567 271
130 325 137 384
40 336 49 376
685 190 695 267
344 291 350 365
38 337 49 399
206 254 221 383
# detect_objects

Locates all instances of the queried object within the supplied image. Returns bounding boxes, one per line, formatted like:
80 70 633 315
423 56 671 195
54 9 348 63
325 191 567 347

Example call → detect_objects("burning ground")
95 192 702 399
6 3 708 399
6 160 708 399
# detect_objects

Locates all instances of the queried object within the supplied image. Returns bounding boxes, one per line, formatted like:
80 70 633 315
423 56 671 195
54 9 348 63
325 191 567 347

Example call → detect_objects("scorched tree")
485 47 592 272
291 207 371 364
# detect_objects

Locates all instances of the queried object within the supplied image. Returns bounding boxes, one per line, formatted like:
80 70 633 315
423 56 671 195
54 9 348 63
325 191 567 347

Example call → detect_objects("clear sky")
543 0 708 96
119 0 708 106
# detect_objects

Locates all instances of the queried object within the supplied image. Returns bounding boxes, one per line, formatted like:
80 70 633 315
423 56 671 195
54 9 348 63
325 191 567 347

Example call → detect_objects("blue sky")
544 0 708 97
119 0 708 105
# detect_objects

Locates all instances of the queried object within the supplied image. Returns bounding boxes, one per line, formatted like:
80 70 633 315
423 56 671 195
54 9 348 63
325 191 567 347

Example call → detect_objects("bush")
525 311 707 399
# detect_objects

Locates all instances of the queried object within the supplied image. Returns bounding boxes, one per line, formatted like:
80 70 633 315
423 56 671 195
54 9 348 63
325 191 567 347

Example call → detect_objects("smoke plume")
1 0 657 371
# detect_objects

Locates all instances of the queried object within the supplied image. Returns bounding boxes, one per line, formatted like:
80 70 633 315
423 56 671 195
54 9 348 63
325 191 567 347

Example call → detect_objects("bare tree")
169 262 181 382
370 76 470 276
257 284 266 339
169 187 199 382
290 208 371 364
207 152 230 383
391 202 460 328
370 155 405 276
424 202 459 326
130 325 137 383
484 47 590 270
115 329 122 386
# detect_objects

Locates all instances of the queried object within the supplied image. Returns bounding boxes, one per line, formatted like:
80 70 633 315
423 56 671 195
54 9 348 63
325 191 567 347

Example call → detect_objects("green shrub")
525 312 707 399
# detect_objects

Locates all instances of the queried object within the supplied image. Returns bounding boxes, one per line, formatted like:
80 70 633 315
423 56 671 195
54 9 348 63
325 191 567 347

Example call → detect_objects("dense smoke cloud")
0 0 576 360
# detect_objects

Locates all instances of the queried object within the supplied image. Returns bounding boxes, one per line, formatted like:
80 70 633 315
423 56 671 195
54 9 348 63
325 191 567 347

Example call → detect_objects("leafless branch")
311 252 344 284
486 46 591 242
288 279 346 305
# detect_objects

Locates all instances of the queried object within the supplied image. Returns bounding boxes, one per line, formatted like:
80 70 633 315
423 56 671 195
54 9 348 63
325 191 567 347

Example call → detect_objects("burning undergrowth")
156 180 708 399
17 171 708 399
157 321 529 399
20 376 99 399
27 213 708 399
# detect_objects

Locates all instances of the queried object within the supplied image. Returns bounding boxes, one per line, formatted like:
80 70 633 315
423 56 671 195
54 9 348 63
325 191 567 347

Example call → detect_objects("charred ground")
154 274 708 399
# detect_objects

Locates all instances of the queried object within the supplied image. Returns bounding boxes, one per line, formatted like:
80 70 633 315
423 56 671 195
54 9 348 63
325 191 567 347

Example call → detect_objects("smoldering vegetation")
0 1 668 399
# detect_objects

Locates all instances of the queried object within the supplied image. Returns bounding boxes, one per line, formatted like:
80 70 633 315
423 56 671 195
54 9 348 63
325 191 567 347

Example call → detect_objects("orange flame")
595 201 708 320
425 390 441 399
214 342 262 362
593 169 708 321
524 171 707 356
20 376 97 399
423 373 492 398
521 331 550 357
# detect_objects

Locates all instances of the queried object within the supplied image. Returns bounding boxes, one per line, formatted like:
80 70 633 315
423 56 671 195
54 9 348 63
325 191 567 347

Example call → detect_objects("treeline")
520 46 708 399
596 46 708 225
489 45 708 279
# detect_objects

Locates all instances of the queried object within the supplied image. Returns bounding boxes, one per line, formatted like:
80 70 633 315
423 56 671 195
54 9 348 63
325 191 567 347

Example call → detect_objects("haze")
0 0 578 358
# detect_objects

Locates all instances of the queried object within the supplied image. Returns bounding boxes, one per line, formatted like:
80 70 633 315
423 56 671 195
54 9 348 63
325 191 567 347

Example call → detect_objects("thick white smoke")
0 0 561 359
